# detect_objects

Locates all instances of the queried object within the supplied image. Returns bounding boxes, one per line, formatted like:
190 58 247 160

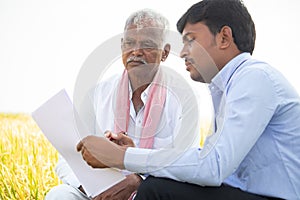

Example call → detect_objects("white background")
1 0 300 116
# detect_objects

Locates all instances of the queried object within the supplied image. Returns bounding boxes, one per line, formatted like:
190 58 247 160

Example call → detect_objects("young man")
77 0 300 199
46 9 198 200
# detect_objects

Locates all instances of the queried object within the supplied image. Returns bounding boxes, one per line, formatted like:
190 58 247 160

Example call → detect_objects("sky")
0 0 300 116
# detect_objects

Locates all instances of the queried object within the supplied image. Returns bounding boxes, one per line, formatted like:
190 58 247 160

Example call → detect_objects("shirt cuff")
124 147 152 173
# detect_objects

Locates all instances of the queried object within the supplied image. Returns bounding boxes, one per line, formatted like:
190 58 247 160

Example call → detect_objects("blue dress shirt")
125 52 300 199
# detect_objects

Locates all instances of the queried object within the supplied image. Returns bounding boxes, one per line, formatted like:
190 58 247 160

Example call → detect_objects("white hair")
124 8 169 42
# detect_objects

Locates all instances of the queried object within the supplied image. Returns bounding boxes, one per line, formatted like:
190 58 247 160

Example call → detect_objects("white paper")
32 89 125 197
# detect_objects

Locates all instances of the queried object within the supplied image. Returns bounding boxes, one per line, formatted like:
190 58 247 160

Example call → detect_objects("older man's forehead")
124 27 163 40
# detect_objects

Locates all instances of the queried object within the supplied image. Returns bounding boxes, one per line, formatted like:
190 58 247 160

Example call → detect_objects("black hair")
177 0 256 54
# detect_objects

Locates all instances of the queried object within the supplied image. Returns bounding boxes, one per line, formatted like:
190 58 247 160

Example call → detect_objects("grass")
0 113 61 200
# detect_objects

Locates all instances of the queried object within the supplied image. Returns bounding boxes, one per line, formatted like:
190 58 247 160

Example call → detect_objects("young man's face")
180 22 220 83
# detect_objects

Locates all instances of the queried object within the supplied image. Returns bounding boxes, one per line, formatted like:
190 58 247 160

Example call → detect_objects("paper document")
32 89 125 197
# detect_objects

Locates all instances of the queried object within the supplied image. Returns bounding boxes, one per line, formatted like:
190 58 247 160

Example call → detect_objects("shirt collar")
209 52 251 92
128 81 151 104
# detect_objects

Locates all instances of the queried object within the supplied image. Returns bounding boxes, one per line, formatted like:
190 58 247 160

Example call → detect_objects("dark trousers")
135 176 281 200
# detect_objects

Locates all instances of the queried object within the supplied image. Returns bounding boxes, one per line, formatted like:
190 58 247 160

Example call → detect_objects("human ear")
120 38 124 50
161 43 171 61
218 26 234 50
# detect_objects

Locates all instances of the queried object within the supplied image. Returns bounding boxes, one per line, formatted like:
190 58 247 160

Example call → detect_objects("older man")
46 8 198 200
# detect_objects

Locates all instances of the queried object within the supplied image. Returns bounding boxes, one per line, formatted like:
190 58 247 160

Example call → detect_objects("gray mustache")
126 56 147 64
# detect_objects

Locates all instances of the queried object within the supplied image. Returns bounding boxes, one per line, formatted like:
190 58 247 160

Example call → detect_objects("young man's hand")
77 135 128 169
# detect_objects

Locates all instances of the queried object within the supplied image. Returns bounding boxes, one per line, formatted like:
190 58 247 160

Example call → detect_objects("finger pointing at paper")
105 131 136 147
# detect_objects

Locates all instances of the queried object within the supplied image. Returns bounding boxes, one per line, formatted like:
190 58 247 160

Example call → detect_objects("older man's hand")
105 131 135 148
92 173 142 200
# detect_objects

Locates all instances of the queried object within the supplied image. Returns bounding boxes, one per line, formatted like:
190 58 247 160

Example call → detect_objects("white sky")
0 0 300 115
